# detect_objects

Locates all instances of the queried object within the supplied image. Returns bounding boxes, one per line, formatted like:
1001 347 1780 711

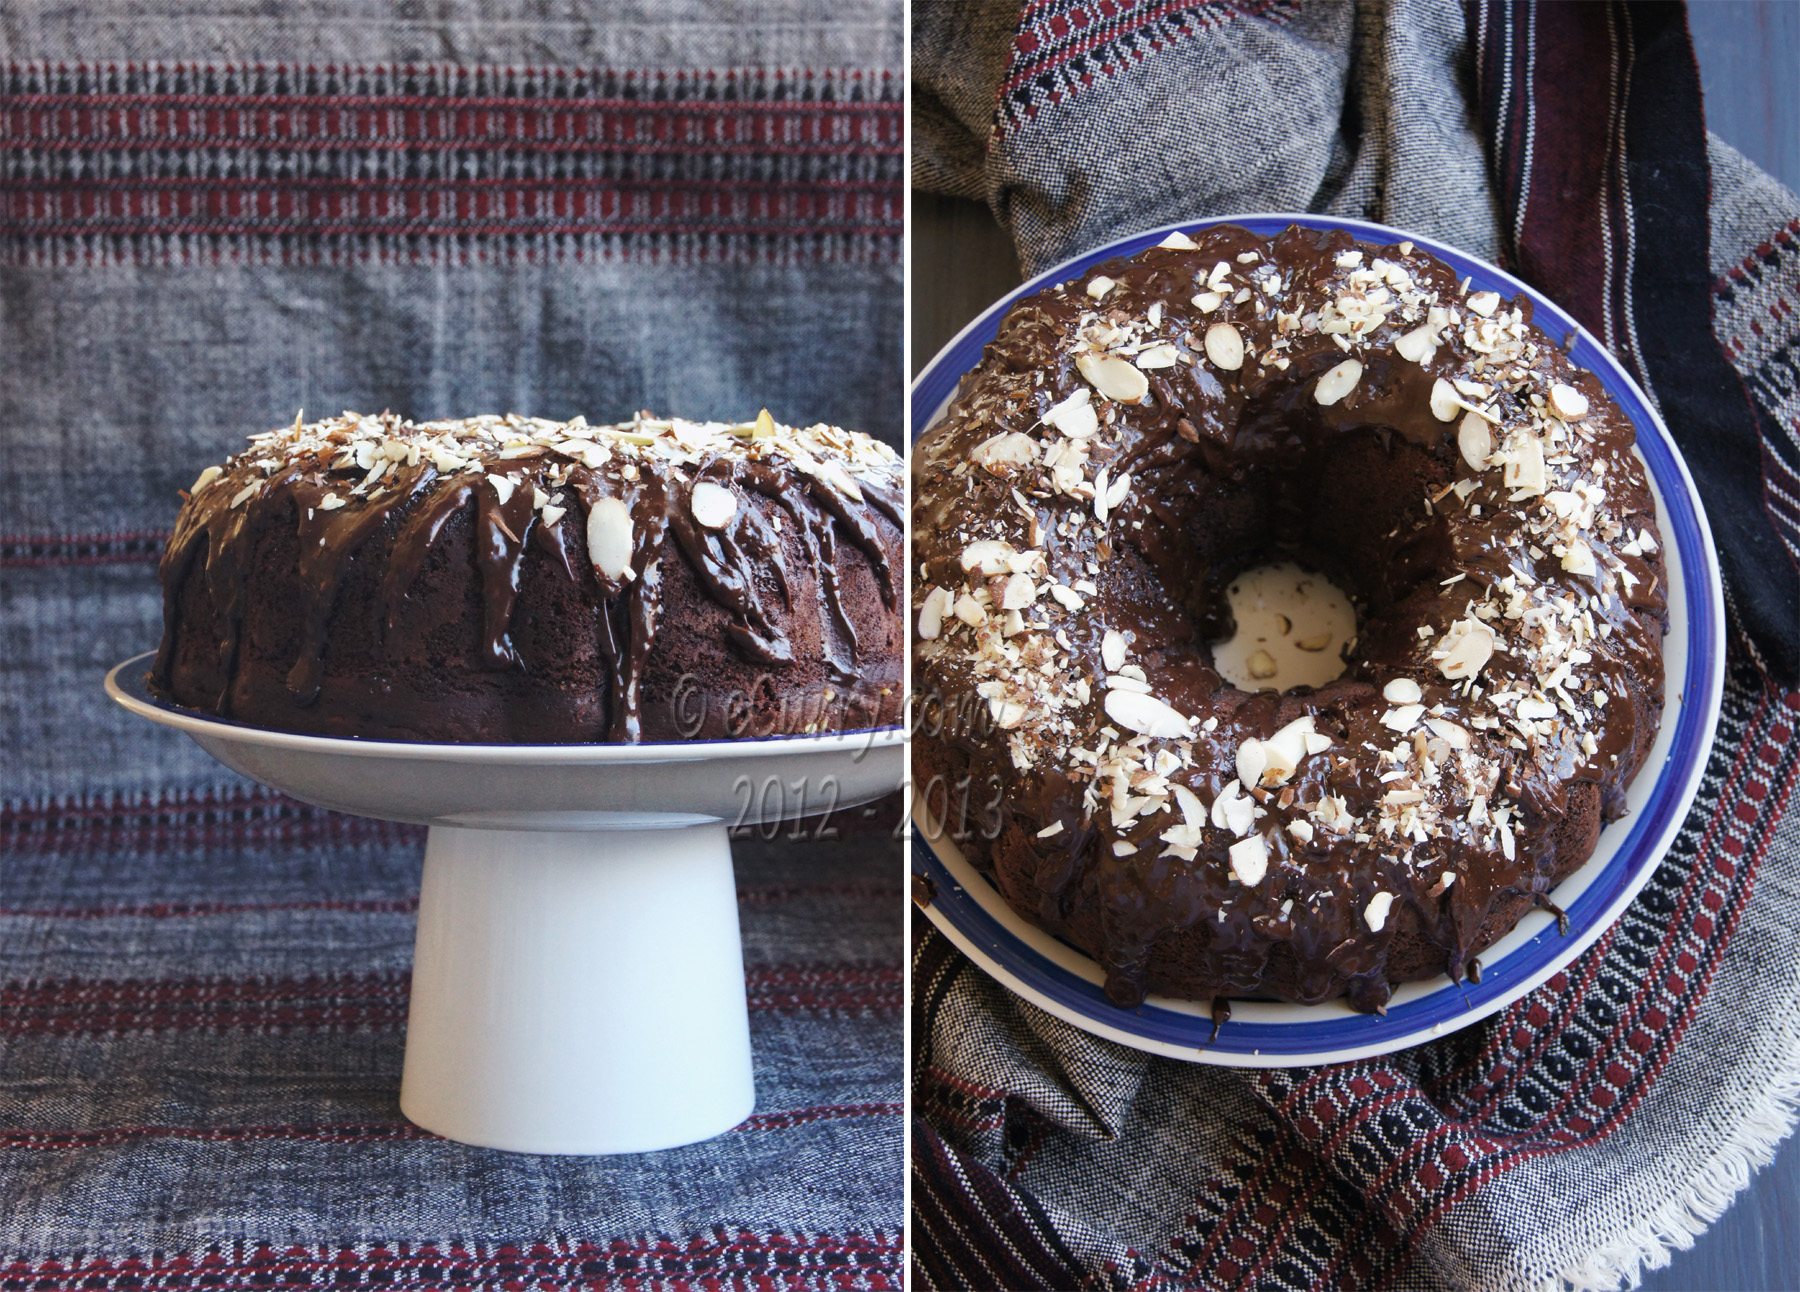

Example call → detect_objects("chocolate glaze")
153 412 904 743
912 224 1667 1011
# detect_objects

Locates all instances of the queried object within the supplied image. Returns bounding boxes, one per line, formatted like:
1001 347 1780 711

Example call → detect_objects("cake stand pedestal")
106 653 903 1155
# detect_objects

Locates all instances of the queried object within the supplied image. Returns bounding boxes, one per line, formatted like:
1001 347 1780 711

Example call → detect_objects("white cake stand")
106 652 903 1155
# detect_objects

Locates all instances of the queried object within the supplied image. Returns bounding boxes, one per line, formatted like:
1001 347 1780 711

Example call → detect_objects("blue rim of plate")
107 651 903 759
909 213 1725 1065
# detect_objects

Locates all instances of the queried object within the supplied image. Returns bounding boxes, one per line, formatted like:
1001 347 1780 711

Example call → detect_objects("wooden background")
907 4 1800 1286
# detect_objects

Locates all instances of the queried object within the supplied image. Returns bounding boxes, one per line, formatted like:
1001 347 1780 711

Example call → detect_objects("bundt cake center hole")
1211 561 1356 693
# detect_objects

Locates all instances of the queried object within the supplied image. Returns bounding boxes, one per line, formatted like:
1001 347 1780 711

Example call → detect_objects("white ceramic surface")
108 654 903 1153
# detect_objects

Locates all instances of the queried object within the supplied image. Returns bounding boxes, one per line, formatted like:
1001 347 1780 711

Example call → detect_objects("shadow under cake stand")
107 653 903 1155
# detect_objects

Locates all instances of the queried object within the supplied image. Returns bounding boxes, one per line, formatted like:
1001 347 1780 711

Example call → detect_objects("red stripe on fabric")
3 884 898 918
0 530 165 567
0 104 901 156
0 65 900 260
1382 691 1778 1222
1173 1124 1338 1289
0 182 901 240
1449 921 1621 1121
0 1233 902 1288
1509 2 1616 337
0 1103 900 1151
0 897 422 918
0 965 898 1035
741 1102 903 1132
997 0 1290 134
1 786 424 853
1235 1080 1450 1285
1561 703 1798 1133
1515 688 1784 1130
1405 686 1800 1236
1001 0 1243 98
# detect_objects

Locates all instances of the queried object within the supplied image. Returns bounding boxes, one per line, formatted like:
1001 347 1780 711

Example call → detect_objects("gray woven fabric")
0 2 902 1283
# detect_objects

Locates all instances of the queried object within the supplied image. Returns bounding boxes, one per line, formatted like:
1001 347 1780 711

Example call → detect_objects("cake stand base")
399 822 753 1155
106 652 904 1156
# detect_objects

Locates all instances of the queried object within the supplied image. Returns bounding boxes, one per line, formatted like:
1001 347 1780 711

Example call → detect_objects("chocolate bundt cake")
911 222 1667 1013
153 410 903 742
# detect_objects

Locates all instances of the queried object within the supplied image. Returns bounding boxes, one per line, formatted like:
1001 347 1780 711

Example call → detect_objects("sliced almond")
1561 540 1597 578
1503 432 1547 496
1425 717 1469 748
1077 352 1149 404
1228 834 1269 887
1086 276 1117 300
960 540 1015 574
690 480 738 529
1044 390 1094 440
485 473 516 506
1458 412 1493 471
1549 382 1590 420
815 460 864 503
1158 230 1198 250
1101 629 1128 673
917 586 950 640
1295 632 1332 652
1236 738 1268 791
1364 890 1395 932
989 697 1029 729
1466 290 1501 318
972 431 1039 473
1211 780 1253 835
1191 290 1223 313
1393 324 1438 365
191 465 224 494
1204 322 1245 371
1247 649 1278 679
1173 783 1206 828
1382 677 1423 704
1313 358 1363 407
586 496 634 580
1103 689 1192 739
1437 622 1495 680
1380 703 1425 732
1259 717 1311 785
1136 343 1181 370
1288 819 1315 844
1429 377 1460 422
999 572 1037 610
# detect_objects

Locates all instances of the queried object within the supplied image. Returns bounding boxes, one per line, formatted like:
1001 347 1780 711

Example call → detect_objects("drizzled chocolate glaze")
912 224 1667 1011
154 411 904 743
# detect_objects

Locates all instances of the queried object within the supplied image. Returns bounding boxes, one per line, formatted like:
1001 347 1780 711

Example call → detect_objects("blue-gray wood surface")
908 4 1799 1286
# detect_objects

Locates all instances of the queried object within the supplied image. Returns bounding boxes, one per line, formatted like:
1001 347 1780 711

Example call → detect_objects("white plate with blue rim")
909 213 1725 1066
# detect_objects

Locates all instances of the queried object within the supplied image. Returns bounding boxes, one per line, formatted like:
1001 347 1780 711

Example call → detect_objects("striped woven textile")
0 794 904 1288
911 0 1800 1287
0 2 903 1287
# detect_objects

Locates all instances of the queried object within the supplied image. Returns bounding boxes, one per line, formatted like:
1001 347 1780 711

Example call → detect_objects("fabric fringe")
1548 992 1800 1291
